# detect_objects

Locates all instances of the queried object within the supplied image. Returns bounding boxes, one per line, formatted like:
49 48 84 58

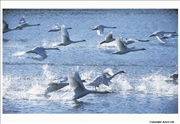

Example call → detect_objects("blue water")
2 9 178 114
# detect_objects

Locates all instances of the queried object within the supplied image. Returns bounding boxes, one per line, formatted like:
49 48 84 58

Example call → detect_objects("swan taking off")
16 16 40 29
3 20 22 33
48 23 72 32
100 32 116 45
68 70 110 100
44 77 69 97
113 37 146 55
57 25 86 46
26 46 59 58
92 25 116 36
89 70 125 89
149 30 177 43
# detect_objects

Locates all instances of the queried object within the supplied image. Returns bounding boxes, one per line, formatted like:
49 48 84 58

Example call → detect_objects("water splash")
42 64 56 80
135 74 178 95
12 51 26 57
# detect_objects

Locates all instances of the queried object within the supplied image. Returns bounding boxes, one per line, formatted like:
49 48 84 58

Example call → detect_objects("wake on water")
3 64 178 102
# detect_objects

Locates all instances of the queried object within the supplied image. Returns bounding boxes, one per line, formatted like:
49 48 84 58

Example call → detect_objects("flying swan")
57 25 86 46
26 46 59 58
68 70 110 100
113 37 146 55
92 25 116 36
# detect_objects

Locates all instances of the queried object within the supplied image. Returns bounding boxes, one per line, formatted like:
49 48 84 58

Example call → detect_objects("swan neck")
109 72 120 80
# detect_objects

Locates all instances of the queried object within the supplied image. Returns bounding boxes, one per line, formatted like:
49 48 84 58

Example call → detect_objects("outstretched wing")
105 32 113 41
19 17 26 24
116 38 127 51
68 71 86 91
61 25 69 38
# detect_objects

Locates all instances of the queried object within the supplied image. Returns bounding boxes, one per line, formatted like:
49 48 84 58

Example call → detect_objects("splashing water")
12 51 26 57
135 74 178 95
42 64 56 80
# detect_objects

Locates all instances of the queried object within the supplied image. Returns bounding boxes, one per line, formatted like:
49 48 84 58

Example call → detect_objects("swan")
100 32 149 45
57 25 86 46
16 16 40 29
26 46 59 58
48 23 72 32
89 70 125 89
68 70 110 100
149 30 177 43
3 20 22 33
113 37 146 55
100 32 115 45
92 25 116 36
124 38 149 45
44 77 69 97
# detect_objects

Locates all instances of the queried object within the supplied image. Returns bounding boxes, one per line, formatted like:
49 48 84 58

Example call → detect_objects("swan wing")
19 17 26 24
34 47 47 58
61 25 69 38
91 74 109 86
61 34 71 44
105 32 113 40
68 71 86 90
156 36 165 43
52 23 60 29
101 75 110 86
116 38 127 51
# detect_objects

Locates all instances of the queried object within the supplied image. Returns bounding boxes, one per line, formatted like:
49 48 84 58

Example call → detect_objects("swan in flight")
26 46 59 58
113 37 146 55
149 30 177 43
92 25 116 36
100 32 115 45
44 77 69 97
57 25 86 46
89 70 125 89
16 16 40 29
100 32 149 45
48 23 72 32
68 70 110 100
124 38 149 45
3 20 22 33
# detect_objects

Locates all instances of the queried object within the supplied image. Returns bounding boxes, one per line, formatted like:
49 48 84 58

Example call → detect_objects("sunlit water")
3 9 178 114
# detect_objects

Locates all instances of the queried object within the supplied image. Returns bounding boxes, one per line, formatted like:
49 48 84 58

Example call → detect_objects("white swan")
100 32 115 45
100 32 149 45
92 25 116 36
16 16 40 29
68 70 110 100
26 46 59 58
44 77 69 97
57 25 86 46
89 70 125 89
3 20 22 33
124 38 149 45
48 23 72 32
113 37 146 55
149 30 177 43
